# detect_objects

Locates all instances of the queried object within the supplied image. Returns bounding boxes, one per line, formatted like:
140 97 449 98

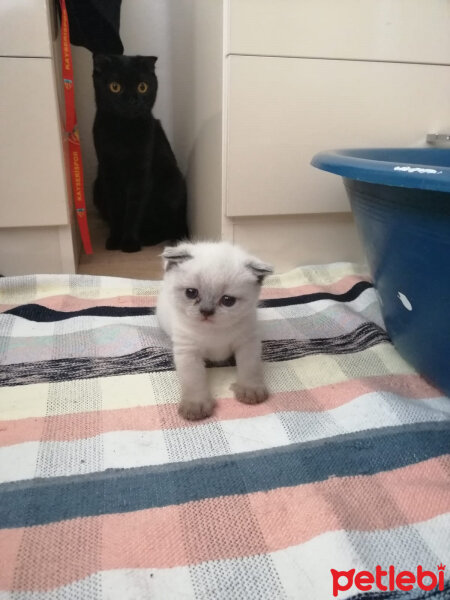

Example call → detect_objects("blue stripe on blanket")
1 421 448 528
3 281 373 322
3 304 153 322
259 280 373 308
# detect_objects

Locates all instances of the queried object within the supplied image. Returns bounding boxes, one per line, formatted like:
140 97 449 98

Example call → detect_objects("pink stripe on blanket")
0 374 439 446
0 528 24 589
259 274 369 299
249 456 450 552
1 457 448 591
0 294 158 313
0 275 370 313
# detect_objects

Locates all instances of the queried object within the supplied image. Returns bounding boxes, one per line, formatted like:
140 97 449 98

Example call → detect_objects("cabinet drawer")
0 58 69 227
0 0 52 58
228 0 450 65
225 56 450 216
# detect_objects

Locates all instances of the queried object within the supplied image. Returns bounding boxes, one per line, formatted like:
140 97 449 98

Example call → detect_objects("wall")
71 0 223 240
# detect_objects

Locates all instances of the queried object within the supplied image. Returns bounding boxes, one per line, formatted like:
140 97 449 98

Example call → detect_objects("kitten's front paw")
121 238 141 253
106 235 121 250
178 398 214 421
231 382 269 405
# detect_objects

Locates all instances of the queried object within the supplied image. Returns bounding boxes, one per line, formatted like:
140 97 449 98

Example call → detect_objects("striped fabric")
0 263 448 600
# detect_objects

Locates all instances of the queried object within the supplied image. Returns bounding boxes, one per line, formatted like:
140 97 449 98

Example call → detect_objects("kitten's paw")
231 382 269 405
121 238 141 253
178 398 214 420
106 235 121 250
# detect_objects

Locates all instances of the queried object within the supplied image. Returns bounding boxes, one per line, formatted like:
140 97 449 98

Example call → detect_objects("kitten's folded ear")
246 259 273 284
162 244 193 271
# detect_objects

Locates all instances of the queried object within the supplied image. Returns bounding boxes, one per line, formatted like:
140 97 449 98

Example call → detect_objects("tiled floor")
77 212 164 280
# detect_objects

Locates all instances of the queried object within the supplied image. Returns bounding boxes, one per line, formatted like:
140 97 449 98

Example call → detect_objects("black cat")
92 54 188 252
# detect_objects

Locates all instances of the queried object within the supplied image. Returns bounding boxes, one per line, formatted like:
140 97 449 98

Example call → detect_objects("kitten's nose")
200 307 215 318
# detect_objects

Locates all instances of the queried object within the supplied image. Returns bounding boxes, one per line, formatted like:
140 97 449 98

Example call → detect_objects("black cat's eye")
185 288 198 299
137 82 149 94
220 295 236 307
109 81 121 93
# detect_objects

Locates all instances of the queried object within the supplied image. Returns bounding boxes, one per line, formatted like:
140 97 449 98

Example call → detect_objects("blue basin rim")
311 148 450 193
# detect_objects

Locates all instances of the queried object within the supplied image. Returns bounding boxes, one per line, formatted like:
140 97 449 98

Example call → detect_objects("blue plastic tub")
311 148 450 396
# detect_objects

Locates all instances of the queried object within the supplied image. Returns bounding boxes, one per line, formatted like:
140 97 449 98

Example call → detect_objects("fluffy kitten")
157 241 273 420
92 54 188 252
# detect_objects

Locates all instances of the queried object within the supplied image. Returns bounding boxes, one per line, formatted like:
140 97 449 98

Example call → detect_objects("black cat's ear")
93 54 112 73
140 56 158 70
246 259 273 284
162 244 192 271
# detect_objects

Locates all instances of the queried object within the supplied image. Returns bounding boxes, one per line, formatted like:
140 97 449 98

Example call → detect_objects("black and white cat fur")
92 54 188 252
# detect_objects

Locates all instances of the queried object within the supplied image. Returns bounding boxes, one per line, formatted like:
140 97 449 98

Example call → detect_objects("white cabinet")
0 1 77 275
0 58 70 227
226 56 450 217
0 0 53 58
228 0 450 65
186 1 450 270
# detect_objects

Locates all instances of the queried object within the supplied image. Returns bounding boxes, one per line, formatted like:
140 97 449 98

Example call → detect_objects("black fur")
92 54 188 252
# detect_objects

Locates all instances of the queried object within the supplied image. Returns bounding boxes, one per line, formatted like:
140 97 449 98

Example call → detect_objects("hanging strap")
59 0 93 254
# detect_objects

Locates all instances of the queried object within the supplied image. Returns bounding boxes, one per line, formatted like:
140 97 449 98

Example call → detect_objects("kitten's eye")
185 288 198 299
220 295 236 307
109 82 121 93
137 82 149 94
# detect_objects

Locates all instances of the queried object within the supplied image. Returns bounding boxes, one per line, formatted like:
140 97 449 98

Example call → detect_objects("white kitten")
157 241 273 420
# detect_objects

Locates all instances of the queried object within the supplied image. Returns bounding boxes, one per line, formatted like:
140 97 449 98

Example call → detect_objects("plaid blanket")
0 263 449 600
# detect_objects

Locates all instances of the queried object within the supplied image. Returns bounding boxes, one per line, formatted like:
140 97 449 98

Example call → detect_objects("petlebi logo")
331 564 446 597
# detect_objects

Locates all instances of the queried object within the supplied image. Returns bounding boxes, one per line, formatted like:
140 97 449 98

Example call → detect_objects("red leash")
59 0 93 254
